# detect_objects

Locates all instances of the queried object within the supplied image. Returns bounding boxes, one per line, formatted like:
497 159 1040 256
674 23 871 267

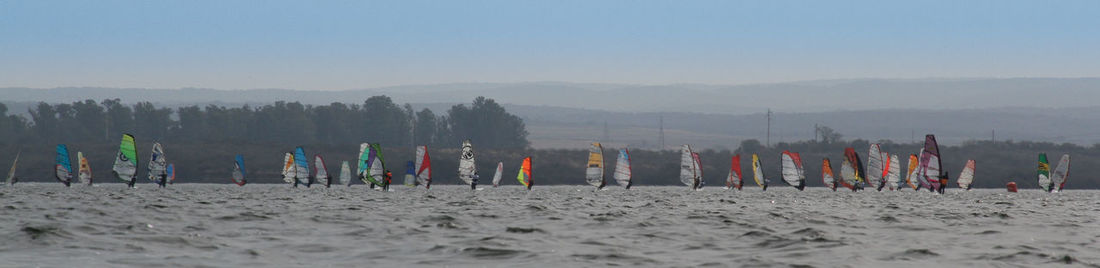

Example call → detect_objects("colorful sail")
148 142 168 185
492 162 503 187
780 151 805 190
751 153 768 191
293 147 310 187
957 159 975 190
6 151 19 185
822 158 836 191
314 154 330 187
282 152 295 185
866 144 885 191
679 145 697 188
458 140 477 186
404 161 416 187
167 164 176 184
727 154 742 190
415 145 432 188
920 135 944 192
357 143 371 184
614 149 632 188
517 156 532 190
585 142 606 188
840 148 864 191
77 151 92 185
55 144 73 187
905 154 920 190
1037 153 1051 192
886 154 901 190
1052 154 1070 192
112 133 138 187
231 154 247 186
338 161 351 186
368 143 387 188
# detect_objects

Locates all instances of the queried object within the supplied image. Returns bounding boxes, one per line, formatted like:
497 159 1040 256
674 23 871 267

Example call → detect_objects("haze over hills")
3 77 1100 149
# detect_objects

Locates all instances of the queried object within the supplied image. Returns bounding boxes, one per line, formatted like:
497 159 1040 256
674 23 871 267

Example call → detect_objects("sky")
1 0 1098 90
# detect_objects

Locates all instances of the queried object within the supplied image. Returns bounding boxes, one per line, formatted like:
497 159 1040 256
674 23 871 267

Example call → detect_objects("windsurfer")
384 170 392 190
472 172 479 190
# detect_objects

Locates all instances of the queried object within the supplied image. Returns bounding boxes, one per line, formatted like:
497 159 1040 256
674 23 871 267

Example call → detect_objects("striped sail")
585 142 605 188
492 162 503 187
822 158 836 191
840 148 864 191
415 145 432 188
148 142 167 184
314 154 330 187
866 144 884 191
679 145 696 188
458 140 476 186
957 159 976 190
338 161 351 186
357 143 371 184
920 135 944 192
614 149 632 188
404 161 416 187
282 152 295 185
727 154 742 190
886 154 901 190
1037 153 1051 192
905 154 920 190
112 134 138 186
6 151 19 185
1052 154 1070 192
780 151 805 190
231 154 246 186
293 147 310 187
55 144 73 186
77 152 92 185
517 157 532 190
368 143 387 188
751 154 768 191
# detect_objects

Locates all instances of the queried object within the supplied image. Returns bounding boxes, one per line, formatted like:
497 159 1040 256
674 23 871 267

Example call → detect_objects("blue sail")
233 154 247 186
55 144 73 186
293 147 310 187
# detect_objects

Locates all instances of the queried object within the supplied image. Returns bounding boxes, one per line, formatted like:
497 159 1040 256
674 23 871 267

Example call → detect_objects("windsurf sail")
282 152 295 185
404 160 415 187
840 148 864 191
1037 153 1051 192
727 154 742 190
232 154 247 186
780 151 805 190
415 145 431 188
1052 154 1070 192
6 151 19 185
517 156 532 190
905 154 920 190
920 135 945 193
167 164 175 184
77 151 92 185
458 140 477 187
585 142 606 189
822 158 836 191
751 153 768 191
338 161 351 186
679 145 698 189
492 162 503 187
314 154 330 187
357 143 370 184
866 144 885 191
886 154 901 190
148 142 168 186
614 149 632 188
368 143 388 188
294 147 310 187
55 144 73 187
112 133 138 187
957 159 975 190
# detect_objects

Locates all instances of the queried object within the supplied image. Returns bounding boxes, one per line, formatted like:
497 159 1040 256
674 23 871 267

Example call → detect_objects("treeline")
0 96 527 149
2 137 1097 189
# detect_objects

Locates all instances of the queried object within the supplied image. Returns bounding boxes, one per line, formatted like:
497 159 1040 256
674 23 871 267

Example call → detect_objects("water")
2 184 1098 267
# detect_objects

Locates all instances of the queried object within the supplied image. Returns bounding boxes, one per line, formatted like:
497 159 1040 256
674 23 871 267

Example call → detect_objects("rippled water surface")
2 184 1099 267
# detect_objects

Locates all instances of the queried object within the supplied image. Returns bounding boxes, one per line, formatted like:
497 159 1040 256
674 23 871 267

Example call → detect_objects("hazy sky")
1 0 1098 90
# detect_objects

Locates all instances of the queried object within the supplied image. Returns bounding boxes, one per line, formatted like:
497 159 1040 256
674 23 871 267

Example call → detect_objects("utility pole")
813 123 819 142
766 109 772 147
658 116 665 150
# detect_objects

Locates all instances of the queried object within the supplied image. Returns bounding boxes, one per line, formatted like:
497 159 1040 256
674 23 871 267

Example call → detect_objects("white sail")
866 144 884 190
840 157 856 188
314 155 329 186
585 142 605 188
781 152 798 187
1052 154 1070 192
679 145 696 187
147 142 168 183
957 159 976 190
282 152 295 184
458 140 476 185
6 151 19 185
492 162 503 187
613 149 632 188
77 151 92 185
339 161 352 186
885 154 901 190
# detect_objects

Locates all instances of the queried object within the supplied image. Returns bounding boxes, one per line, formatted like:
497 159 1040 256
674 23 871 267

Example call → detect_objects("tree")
446 96 529 149
414 108 438 146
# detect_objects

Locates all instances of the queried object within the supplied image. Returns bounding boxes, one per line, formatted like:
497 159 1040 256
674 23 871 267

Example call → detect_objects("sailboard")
338 161 351 186
614 149 632 189
905 154 920 190
404 160 415 187
585 142 606 189
840 148 864 191
293 147 310 187
920 135 945 193
415 145 432 189
1052 154 1070 192
1037 153 1051 192
822 158 836 191
148 142 168 186
727 154 742 190
492 162 503 187
751 153 768 191
458 140 477 188
679 145 698 189
112 134 138 187
866 144 885 191
885 154 901 190
780 151 805 190
957 159 975 190
282 152 295 185
314 154 330 187
231 154 247 186
55 144 73 187
6 150 19 185
517 156 532 190
77 151 92 185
